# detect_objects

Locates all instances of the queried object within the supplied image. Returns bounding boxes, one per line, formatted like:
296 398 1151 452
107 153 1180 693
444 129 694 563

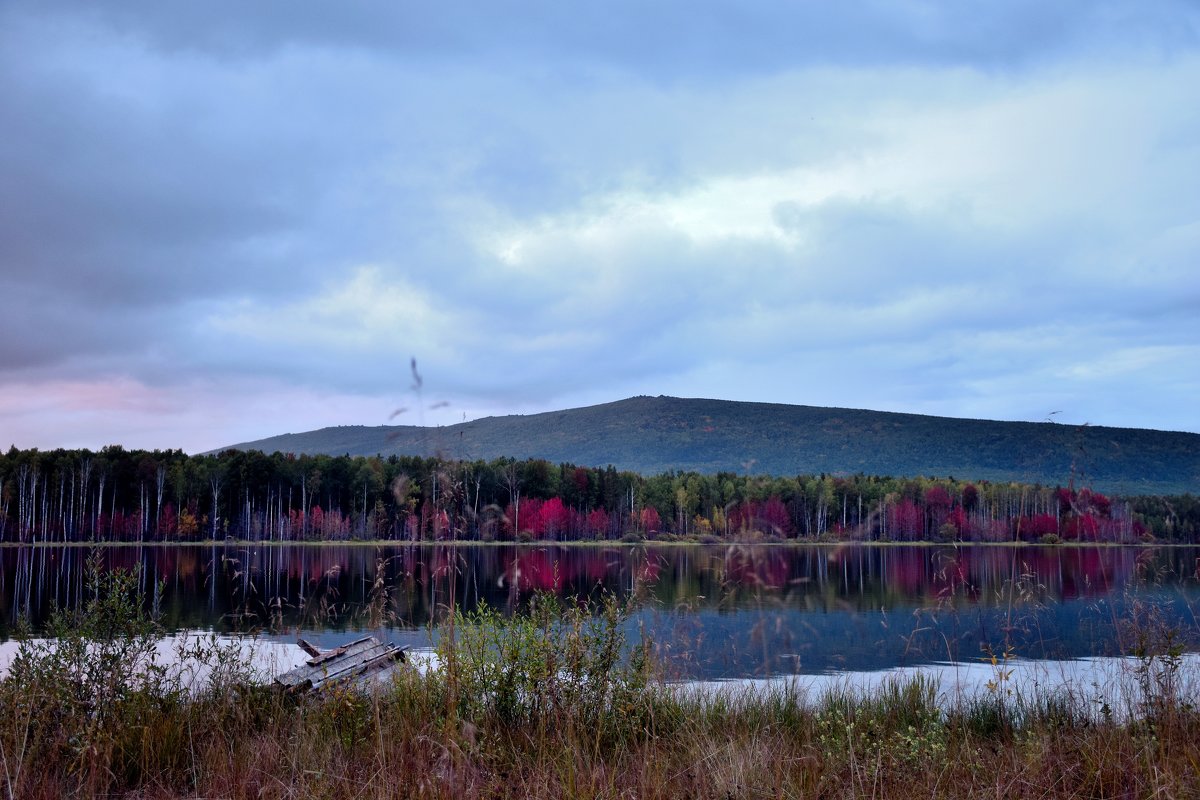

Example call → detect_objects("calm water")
2 543 1198 681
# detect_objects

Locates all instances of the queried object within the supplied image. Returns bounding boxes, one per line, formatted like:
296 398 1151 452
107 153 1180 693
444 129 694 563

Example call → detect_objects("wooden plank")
297 639 322 658
306 636 376 665
345 650 408 693
347 662 405 693
282 644 385 684
306 644 395 687
275 636 408 694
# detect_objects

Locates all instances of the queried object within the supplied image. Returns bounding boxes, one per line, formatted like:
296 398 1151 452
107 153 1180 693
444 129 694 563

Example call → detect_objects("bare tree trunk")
110 481 117 538
96 472 106 540
16 465 27 540
210 474 223 539
504 464 521 539
67 469 75 540
31 469 40 541
156 465 166 537
79 458 92 540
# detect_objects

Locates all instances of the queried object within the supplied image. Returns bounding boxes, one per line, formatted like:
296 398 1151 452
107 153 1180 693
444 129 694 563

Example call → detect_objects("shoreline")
0 537 1189 549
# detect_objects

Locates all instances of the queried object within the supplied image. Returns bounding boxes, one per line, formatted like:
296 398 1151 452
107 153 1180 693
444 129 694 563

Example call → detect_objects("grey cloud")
443 185 1197 413
7 0 1197 74
0 277 182 377
0 22 449 371
2 0 1198 445
0 64 295 305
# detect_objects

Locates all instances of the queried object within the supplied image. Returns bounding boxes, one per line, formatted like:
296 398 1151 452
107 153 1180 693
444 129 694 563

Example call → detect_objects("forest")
1 446 1197 544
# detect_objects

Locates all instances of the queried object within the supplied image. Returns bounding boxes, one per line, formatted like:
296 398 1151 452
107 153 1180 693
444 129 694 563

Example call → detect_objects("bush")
0 555 266 796
935 523 959 542
437 593 653 738
0 555 175 794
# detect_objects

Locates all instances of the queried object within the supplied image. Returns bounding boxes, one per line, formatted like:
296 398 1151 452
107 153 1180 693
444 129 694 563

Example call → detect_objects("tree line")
0 446 1196 544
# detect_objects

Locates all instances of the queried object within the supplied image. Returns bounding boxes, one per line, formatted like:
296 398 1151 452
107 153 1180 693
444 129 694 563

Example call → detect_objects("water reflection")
1 544 1197 680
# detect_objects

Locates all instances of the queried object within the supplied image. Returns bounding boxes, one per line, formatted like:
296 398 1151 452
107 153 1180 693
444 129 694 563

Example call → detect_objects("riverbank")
0 536 1189 548
3 643 1198 798
2 578 1198 798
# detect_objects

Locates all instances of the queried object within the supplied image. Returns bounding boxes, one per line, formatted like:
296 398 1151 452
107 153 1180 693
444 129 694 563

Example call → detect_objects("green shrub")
436 593 653 739
935 523 959 542
816 676 946 767
0 555 175 794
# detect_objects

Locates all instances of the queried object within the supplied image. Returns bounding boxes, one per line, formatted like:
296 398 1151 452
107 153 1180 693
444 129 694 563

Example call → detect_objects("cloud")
1 0 1198 450
0 376 398 452
9 0 1198 74
203 265 473 390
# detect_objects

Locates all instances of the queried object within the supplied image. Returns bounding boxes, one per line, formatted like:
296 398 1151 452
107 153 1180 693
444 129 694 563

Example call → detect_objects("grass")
2 566 1200 798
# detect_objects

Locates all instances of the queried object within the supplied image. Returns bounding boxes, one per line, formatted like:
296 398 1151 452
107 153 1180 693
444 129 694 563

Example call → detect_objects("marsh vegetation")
2 550 1200 797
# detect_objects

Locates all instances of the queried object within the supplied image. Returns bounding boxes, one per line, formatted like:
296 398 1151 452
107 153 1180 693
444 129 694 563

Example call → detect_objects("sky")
2 0 1199 453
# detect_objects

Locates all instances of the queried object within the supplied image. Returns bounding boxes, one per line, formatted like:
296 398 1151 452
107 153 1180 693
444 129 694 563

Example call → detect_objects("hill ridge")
219 396 1200 495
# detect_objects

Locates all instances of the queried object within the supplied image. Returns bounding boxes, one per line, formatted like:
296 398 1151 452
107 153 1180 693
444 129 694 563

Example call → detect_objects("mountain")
219 396 1200 495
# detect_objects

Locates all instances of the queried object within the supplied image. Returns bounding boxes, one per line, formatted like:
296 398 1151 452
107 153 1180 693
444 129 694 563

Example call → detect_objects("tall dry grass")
2 564 1200 798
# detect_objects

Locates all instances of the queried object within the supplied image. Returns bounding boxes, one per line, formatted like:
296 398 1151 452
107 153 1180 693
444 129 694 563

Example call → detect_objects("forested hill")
222 396 1200 495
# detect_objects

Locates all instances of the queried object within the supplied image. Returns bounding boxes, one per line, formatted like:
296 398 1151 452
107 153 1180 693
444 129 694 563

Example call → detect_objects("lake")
2 543 1198 682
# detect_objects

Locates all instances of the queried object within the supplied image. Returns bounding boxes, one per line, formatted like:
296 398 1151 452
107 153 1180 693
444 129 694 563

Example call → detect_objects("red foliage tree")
924 486 952 510
888 500 923 541
159 503 178 537
1064 513 1101 541
760 497 794 537
924 486 953 532
585 508 610 537
638 507 661 532
1018 514 1059 539
947 506 969 537
536 497 571 538
507 497 543 537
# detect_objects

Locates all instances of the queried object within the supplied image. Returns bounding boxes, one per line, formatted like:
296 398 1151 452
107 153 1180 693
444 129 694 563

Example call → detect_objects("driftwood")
275 636 407 694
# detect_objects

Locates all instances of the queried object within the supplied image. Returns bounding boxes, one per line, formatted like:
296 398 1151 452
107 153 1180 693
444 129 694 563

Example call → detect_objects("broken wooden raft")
274 636 407 694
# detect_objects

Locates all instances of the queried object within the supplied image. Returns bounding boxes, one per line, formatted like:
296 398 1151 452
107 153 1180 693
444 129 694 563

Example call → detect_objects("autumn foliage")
0 446 1183 545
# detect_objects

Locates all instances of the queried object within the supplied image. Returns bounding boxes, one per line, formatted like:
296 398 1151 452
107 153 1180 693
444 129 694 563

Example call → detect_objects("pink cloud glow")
0 378 398 453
